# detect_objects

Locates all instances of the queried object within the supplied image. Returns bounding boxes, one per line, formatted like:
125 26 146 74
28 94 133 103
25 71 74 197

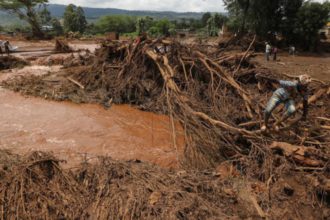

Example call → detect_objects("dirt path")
254 52 330 82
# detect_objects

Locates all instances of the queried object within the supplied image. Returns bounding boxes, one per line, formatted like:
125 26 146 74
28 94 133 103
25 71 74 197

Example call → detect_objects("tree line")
224 0 330 50
0 0 329 50
0 1 227 38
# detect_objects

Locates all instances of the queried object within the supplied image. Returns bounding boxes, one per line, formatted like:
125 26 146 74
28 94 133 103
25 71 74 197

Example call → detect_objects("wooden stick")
316 117 330 122
270 141 325 167
67 77 84 89
239 120 262 127
145 49 180 93
192 111 255 136
297 87 329 109
233 35 256 75
321 125 330 131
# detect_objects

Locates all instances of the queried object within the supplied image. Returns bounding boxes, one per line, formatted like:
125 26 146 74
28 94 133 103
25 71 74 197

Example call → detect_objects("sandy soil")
254 52 330 82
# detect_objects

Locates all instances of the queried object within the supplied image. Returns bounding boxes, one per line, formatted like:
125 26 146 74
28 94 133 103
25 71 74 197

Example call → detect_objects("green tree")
295 2 330 50
279 0 304 44
207 16 218 36
223 0 251 32
148 19 175 37
201 12 212 26
214 13 228 28
76 7 87 33
94 15 136 34
224 0 311 39
38 4 51 25
51 18 63 36
177 18 189 29
0 0 47 38
63 4 87 33
63 4 76 32
136 16 153 35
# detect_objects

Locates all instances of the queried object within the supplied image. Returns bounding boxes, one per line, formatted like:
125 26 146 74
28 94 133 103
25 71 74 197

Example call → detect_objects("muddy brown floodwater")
0 63 185 168
0 89 185 168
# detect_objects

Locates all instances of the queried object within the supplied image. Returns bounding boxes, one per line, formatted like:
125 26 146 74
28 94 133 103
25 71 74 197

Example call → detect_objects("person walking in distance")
265 42 271 61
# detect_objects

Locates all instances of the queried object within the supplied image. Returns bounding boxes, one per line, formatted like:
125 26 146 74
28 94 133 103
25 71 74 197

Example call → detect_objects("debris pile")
34 51 94 67
3 38 329 168
1 38 329 218
218 34 266 51
0 56 28 70
54 39 73 53
0 150 328 219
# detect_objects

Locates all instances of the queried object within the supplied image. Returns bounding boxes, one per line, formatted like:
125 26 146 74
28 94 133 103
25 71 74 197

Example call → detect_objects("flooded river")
0 89 185 168
0 62 185 168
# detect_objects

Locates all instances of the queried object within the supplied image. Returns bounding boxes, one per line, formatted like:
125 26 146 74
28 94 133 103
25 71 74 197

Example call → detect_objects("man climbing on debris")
260 74 312 132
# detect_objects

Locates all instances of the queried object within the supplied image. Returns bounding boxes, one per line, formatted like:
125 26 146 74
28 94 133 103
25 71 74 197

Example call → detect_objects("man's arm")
255 74 279 84
279 80 298 87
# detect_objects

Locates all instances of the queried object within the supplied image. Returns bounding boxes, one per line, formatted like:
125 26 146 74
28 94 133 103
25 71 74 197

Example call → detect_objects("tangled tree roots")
0 151 328 219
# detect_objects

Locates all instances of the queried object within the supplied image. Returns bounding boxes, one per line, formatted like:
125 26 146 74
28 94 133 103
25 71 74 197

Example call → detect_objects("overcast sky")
48 0 327 12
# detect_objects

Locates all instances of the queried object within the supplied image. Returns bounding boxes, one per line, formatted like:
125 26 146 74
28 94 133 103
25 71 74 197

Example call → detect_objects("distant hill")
48 4 206 20
0 4 209 26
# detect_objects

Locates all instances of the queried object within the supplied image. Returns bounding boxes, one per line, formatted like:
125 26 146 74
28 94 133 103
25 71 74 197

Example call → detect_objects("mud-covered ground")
254 52 330 82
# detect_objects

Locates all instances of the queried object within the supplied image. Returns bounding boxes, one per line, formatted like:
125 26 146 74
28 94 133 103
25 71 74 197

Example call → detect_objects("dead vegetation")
54 39 74 53
0 56 28 70
0 150 328 219
1 36 329 218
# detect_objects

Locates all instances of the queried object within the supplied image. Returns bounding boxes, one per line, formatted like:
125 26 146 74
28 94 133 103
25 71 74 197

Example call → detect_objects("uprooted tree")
0 0 47 38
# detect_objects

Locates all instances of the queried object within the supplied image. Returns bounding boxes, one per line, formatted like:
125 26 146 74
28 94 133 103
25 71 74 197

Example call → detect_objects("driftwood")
316 117 330 122
270 141 326 167
233 35 256 75
320 125 330 131
67 77 84 89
